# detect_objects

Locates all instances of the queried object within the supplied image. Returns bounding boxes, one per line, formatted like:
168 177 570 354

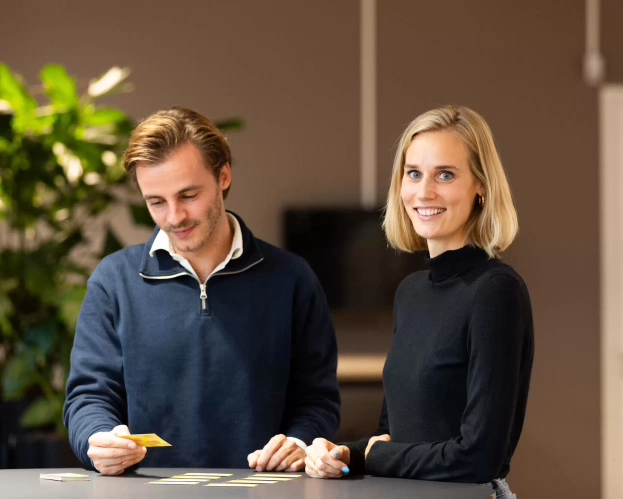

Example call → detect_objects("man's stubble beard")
171 187 224 254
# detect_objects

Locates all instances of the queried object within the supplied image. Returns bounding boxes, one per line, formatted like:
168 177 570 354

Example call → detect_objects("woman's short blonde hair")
383 106 518 258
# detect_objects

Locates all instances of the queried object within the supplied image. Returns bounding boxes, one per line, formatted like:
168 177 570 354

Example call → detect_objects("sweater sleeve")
63 269 127 469
365 273 532 483
344 397 390 474
280 267 341 444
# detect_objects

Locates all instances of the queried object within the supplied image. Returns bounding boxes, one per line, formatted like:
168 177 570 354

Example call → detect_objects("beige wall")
3 1 621 497
1 0 361 245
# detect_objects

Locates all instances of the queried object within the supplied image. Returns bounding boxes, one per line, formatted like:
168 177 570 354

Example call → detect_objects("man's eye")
149 201 163 207
182 195 197 200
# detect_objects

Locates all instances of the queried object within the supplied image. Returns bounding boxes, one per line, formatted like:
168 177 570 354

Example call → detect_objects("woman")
305 106 533 498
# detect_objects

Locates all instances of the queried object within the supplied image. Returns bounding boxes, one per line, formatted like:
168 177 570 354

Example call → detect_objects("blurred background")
1 1 622 498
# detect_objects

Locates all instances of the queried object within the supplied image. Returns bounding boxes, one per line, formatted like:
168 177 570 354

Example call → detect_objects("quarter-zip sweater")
64 213 340 469
346 246 534 483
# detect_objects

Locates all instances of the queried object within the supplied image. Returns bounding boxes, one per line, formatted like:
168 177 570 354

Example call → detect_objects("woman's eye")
407 170 421 179
439 172 454 181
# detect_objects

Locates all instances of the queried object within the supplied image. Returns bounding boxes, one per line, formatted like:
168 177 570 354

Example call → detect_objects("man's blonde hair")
383 105 518 258
123 107 232 198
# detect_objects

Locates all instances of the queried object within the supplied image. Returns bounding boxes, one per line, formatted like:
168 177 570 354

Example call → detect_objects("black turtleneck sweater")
345 246 534 483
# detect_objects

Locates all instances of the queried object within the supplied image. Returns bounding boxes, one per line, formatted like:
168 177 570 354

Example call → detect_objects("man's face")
136 143 231 257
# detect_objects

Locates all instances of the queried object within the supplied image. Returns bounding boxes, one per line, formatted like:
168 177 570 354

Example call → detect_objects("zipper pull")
199 283 207 310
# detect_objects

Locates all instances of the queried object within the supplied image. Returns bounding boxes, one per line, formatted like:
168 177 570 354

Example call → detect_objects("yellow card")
207 483 258 488
118 433 171 447
183 473 232 476
249 476 294 481
170 476 212 481
163 478 209 481
230 480 279 484
148 481 200 485
252 473 301 477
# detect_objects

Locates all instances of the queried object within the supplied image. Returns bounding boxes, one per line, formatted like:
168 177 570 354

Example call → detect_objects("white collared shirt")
149 213 243 282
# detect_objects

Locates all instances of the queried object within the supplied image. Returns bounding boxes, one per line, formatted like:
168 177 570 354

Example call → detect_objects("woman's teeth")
417 208 445 216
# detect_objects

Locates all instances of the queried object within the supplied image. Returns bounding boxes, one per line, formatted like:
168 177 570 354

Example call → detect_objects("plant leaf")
2 351 37 400
87 67 131 98
0 64 37 113
81 107 127 127
0 113 13 141
40 65 79 110
0 291 14 337
58 286 87 332
215 118 244 132
23 320 59 358
19 396 62 429
24 258 59 306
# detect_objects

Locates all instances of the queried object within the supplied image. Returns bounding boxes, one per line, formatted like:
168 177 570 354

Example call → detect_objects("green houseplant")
0 64 145 434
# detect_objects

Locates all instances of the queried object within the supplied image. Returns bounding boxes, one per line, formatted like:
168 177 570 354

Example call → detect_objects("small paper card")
207 483 258 488
183 472 232 476
251 473 302 477
118 433 171 447
40 473 90 482
230 480 279 484
148 481 200 485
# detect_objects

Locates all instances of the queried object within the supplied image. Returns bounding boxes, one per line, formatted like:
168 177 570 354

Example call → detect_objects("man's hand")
87 425 147 475
247 434 305 472
304 438 350 479
364 434 391 459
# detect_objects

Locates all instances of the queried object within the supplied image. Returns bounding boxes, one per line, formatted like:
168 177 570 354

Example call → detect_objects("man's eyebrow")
143 186 202 200
178 185 202 194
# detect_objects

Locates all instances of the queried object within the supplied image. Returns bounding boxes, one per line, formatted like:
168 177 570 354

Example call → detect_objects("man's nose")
166 202 187 227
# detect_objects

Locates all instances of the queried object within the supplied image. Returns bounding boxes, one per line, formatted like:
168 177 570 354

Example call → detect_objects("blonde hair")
383 105 518 258
123 107 232 198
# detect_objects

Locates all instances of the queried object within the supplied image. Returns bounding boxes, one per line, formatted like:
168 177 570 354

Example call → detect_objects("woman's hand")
304 438 351 479
365 434 391 458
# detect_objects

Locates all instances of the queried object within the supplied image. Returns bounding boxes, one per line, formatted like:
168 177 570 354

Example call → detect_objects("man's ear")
219 163 232 192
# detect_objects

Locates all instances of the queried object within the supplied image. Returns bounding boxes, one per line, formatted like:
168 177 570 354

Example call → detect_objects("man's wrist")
89 427 114 472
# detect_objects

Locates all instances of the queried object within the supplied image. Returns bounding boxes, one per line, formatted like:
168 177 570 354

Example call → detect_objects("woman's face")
401 130 482 258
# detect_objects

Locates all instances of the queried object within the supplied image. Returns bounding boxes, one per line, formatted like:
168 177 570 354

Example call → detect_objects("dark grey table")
1 468 495 498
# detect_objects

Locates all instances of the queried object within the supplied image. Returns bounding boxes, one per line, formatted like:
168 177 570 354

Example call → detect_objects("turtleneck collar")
425 245 491 283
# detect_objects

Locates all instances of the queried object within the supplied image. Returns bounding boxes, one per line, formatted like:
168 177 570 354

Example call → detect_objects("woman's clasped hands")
304 434 391 479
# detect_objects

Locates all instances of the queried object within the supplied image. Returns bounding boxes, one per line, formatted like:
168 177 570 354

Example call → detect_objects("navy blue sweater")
346 247 533 483
64 213 340 469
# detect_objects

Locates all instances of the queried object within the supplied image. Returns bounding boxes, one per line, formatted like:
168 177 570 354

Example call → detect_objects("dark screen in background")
284 208 427 311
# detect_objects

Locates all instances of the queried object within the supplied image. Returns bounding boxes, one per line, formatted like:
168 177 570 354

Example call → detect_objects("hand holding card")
87 425 148 476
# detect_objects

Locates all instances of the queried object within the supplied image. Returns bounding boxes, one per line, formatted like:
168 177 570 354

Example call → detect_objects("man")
64 107 340 475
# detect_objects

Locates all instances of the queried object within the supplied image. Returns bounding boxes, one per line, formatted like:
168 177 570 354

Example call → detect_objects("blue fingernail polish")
333 451 339 458
342 467 349 475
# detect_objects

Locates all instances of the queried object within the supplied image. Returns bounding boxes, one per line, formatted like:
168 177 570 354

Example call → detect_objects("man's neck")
176 212 233 283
